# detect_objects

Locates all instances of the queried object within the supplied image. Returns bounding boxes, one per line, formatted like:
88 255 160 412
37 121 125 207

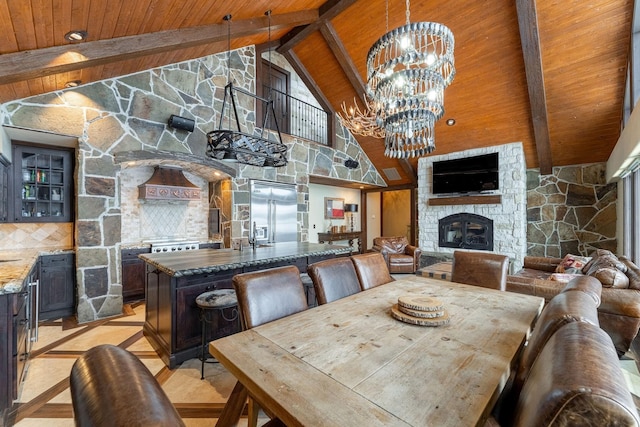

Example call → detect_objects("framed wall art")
324 197 345 219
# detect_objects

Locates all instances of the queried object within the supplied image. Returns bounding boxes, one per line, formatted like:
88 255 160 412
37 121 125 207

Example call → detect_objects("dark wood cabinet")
174 271 238 352
0 159 8 222
12 144 73 222
1 269 32 423
144 265 241 368
39 253 75 321
198 242 223 249
122 248 150 303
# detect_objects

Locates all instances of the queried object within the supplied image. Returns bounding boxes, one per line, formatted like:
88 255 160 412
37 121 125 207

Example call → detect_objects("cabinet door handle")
30 280 39 342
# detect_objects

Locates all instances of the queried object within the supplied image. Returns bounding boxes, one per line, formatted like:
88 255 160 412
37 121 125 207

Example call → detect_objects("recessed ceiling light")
64 80 82 88
446 118 456 126
64 30 88 42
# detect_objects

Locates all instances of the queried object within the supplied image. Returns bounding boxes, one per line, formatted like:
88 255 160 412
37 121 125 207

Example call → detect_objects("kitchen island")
140 242 352 368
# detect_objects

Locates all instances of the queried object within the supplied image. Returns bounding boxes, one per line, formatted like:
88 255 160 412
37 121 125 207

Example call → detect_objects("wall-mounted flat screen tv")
432 152 499 195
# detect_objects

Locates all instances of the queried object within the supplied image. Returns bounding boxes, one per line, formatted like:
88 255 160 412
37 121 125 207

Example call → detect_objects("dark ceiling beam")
516 0 553 174
317 22 415 184
0 10 318 84
319 21 367 104
398 159 417 186
277 0 359 53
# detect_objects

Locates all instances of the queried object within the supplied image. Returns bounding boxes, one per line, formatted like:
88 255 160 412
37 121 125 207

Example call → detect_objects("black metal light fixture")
205 12 288 168
344 159 359 169
168 115 195 132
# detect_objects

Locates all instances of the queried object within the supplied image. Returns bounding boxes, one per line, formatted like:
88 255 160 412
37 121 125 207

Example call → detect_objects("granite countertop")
140 242 352 277
0 247 74 295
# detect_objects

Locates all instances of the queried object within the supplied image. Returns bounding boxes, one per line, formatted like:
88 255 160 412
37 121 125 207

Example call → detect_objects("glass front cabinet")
13 144 73 222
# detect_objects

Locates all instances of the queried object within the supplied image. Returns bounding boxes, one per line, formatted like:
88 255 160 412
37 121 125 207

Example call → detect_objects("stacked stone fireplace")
418 142 528 272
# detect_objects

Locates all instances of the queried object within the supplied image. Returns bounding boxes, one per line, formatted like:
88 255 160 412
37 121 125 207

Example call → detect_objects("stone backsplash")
526 163 616 257
0 222 73 249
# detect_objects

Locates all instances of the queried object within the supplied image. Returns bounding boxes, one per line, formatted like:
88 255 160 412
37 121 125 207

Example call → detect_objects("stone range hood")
114 149 237 182
138 166 200 201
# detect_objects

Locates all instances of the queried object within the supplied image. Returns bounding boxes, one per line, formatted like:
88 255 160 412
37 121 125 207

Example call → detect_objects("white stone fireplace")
418 142 527 272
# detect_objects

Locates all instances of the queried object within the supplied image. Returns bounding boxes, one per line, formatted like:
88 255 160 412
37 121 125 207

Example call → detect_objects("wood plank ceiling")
0 0 633 187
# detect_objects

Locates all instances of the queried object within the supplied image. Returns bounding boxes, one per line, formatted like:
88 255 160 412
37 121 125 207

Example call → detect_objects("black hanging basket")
206 83 288 168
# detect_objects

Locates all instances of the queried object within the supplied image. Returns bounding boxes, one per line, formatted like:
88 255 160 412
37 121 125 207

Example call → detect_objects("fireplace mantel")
427 194 502 206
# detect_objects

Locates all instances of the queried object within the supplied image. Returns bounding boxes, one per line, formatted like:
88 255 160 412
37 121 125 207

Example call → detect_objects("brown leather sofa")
489 279 640 426
371 236 421 274
511 321 639 426
507 256 640 357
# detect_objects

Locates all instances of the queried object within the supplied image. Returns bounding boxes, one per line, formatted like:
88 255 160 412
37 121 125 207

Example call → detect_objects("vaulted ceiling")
0 0 633 187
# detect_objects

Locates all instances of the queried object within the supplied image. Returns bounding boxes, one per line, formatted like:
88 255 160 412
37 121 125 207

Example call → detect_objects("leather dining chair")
350 252 395 290
307 257 362 304
232 265 308 426
451 250 509 291
233 265 308 330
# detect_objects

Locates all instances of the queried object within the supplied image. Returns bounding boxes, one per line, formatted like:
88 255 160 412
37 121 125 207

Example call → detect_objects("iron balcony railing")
260 87 330 146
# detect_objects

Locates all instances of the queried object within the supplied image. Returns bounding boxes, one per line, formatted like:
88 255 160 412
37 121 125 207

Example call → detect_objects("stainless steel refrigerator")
250 180 297 244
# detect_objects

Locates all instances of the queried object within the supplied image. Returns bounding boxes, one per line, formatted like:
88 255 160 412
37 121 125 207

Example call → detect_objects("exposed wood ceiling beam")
278 0 359 53
0 10 318 84
319 21 367 104
317 21 416 184
516 0 553 174
398 159 417 186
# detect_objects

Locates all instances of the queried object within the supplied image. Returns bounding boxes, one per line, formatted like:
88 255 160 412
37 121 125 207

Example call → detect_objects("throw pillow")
582 251 627 274
620 256 640 290
555 254 591 274
590 266 629 288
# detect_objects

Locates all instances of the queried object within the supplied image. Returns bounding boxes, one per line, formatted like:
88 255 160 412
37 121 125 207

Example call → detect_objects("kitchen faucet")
248 221 257 251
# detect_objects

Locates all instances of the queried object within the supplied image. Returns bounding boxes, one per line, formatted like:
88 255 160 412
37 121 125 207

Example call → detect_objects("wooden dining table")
209 275 544 427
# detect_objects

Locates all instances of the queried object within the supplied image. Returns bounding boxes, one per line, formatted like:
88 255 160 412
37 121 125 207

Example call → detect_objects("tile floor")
6 299 640 426
6 302 262 427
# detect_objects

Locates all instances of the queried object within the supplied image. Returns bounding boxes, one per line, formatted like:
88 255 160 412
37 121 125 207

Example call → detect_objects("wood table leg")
215 380 248 427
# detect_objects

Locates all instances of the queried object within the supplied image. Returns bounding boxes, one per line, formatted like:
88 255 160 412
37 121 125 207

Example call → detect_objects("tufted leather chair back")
514 321 640 427
350 252 395 290
70 344 185 427
451 250 509 291
307 257 361 304
233 265 308 329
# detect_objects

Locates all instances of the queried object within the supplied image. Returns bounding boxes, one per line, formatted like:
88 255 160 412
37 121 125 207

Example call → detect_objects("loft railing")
260 87 330 146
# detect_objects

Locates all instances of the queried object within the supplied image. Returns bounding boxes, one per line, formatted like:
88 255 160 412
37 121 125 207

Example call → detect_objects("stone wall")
526 163 617 257
418 142 528 271
1 45 384 323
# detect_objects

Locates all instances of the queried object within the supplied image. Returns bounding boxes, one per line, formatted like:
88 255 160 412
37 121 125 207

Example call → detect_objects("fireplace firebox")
438 213 493 251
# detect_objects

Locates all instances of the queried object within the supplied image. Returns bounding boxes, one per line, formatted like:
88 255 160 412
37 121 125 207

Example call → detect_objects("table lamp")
344 204 358 232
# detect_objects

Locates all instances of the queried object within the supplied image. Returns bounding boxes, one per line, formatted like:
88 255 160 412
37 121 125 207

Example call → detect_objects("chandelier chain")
386 0 389 32
405 0 410 25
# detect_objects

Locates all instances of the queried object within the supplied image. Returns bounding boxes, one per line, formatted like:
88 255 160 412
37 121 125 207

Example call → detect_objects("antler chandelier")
338 0 455 158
